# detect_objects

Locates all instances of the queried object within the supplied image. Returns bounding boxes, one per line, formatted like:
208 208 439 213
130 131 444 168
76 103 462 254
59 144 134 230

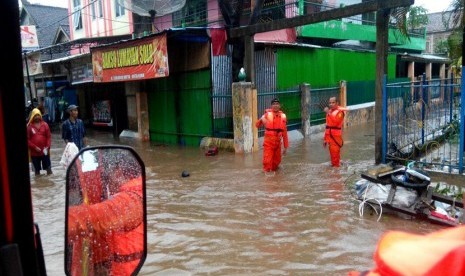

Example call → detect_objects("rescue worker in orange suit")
256 98 289 172
348 225 465 276
323 97 346 167
67 151 144 276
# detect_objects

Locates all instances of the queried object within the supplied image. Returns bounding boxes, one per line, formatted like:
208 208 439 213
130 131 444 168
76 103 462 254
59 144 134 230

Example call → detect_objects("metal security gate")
383 75 464 173
308 86 340 126
211 54 233 139
147 70 212 146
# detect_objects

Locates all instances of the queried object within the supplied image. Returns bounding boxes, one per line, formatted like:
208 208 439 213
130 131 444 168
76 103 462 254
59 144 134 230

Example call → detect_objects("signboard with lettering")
92 34 169 83
20 25 39 51
71 64 93 85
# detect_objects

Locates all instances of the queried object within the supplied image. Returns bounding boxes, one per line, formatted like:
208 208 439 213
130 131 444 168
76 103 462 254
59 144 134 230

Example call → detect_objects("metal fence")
383 75 464 173
309 86 340 126
212 82 342 138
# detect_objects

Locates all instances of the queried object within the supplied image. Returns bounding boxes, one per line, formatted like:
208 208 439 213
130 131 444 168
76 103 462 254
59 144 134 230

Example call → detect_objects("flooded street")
31 122 444 276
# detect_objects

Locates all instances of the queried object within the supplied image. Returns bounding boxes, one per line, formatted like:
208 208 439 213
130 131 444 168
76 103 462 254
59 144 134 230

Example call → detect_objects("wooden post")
339 80 347 107
244 35 255 85
425 63 432 80
252 87 259 152
440 63 446 79
137 91 150 141
408 61 415 81
300 83 311 137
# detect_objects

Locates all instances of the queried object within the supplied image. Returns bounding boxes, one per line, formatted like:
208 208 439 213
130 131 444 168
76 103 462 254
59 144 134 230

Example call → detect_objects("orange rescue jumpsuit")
348 225 465 276
68 175 144 276
256 109 289 172
324 106 345 167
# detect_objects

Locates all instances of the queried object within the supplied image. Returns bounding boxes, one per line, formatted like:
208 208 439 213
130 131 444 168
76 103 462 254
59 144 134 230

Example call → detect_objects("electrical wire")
358 182 384 222
344 171 384 222
35 0 99 32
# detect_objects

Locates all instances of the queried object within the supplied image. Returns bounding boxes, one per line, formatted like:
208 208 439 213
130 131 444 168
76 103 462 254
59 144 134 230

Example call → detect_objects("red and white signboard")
20 25 39 50
92 34 169 83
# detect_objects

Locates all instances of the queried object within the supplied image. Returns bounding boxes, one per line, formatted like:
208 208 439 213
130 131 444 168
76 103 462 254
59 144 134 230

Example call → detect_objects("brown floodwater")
31 122 444 276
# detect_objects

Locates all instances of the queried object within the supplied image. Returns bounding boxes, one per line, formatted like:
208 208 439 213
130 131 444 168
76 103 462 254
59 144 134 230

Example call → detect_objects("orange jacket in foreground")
68 176 144 276
348 225 465 276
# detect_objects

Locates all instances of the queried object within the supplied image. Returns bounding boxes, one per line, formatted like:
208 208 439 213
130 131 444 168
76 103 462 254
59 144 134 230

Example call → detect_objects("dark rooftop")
20 2 69 50
426 11 460 33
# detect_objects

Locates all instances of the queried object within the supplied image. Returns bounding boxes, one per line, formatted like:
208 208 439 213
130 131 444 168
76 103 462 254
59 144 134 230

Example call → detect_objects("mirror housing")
64 146 146 276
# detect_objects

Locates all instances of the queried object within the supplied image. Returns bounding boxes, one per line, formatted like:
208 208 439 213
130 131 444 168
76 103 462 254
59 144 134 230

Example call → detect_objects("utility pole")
459 26 465 173
23 51 33 102
375 8 390 164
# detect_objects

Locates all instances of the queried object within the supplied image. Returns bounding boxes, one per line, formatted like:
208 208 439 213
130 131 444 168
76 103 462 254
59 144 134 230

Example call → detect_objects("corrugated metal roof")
255 40 323 49
41 52 90 64
400 53 450 63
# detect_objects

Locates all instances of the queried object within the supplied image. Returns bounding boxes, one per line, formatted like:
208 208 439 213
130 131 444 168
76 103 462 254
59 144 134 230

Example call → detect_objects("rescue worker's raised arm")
68 189 143 237
282 117 289 155
256 114 268 128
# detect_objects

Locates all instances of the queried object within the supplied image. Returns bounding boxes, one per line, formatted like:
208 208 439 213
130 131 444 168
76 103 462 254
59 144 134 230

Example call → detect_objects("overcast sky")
413 0 453 13
22 0 67 8
24 0 454 13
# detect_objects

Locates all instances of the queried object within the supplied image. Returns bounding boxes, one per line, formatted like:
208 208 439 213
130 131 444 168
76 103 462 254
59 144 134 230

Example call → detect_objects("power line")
36 0 98 32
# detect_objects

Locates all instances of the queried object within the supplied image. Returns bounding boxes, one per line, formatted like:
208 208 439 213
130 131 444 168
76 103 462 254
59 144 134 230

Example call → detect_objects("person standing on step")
27 108 52 175
62 104 87 150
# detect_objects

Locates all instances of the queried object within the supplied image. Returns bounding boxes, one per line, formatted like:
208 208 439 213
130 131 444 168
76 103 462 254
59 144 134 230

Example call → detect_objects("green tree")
388 5 428 43
436 0 465 68
406 6 429 31
446 0 464 67
435 39 449 54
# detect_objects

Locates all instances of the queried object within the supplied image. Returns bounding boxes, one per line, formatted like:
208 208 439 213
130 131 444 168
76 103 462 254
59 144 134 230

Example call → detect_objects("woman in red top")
256 98 289 172
27 108 52 175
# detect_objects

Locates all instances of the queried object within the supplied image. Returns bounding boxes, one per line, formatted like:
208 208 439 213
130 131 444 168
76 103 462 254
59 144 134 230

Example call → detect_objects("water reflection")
31 122 444 276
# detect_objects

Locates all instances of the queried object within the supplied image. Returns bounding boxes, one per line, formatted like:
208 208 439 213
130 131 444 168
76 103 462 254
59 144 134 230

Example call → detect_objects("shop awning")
41 52 90 64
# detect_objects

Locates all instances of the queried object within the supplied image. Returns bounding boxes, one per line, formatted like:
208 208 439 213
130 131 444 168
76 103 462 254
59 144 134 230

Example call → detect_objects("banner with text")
92 34 169 83
20 25 39 51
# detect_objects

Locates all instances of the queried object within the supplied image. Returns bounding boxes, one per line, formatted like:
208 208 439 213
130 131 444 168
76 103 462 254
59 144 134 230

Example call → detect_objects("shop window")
259 0 286 22
73 0 82 30
98 0 103 18
91 1 96 20
115 0 125 17
172 0 207 27
236 0 286 25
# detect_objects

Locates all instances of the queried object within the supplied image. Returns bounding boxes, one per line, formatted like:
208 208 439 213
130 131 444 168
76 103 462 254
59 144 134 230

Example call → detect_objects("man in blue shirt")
62 105 87 150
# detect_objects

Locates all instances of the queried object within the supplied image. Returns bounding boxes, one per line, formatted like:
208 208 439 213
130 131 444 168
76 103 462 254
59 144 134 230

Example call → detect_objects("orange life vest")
107 177 144 275
325 106 346 136
261 109 289 148
263 110 286 135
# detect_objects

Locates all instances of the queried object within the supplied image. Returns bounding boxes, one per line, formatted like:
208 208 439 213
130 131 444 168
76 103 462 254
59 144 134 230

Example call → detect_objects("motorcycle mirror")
64 145 147 276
